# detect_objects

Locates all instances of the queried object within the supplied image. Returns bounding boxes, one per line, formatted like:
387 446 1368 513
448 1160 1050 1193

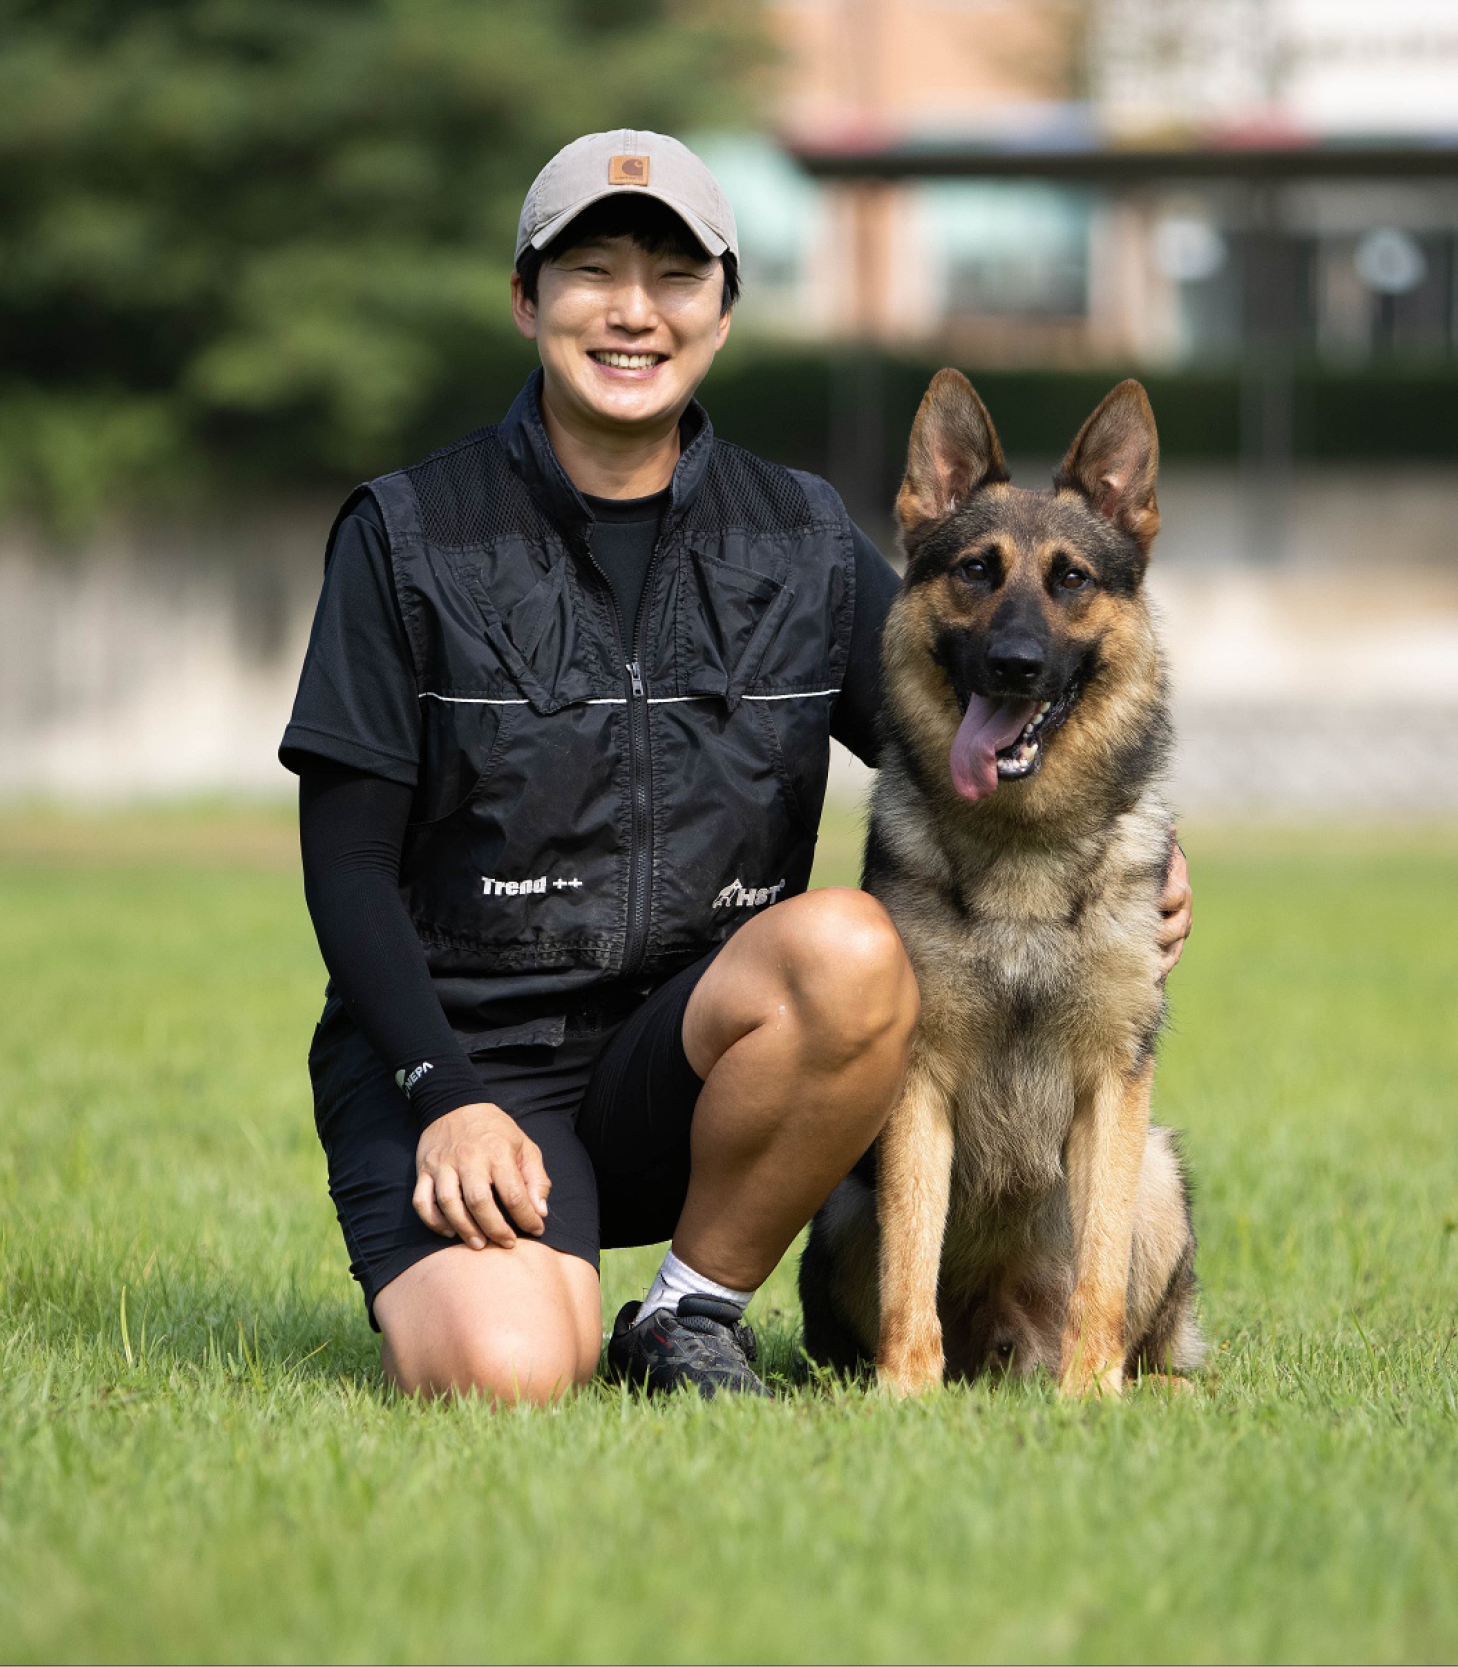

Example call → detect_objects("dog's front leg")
1059 1060 1153 1396
876 1067 955 1397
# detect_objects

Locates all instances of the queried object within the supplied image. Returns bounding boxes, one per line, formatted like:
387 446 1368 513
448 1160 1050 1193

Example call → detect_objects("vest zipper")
622 654 652 974
579 520 669 980
621 514 670 975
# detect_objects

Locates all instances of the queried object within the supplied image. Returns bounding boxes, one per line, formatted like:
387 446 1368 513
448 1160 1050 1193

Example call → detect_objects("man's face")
511 232 731 437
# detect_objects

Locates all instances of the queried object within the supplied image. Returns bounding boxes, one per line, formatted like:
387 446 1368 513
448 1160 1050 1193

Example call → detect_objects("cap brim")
519 187 730 263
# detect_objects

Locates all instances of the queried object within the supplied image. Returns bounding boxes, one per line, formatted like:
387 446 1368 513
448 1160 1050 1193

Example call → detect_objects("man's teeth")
593 351 661 369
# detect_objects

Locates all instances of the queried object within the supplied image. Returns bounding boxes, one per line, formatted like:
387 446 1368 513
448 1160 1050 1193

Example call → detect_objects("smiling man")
280 131 1192 1404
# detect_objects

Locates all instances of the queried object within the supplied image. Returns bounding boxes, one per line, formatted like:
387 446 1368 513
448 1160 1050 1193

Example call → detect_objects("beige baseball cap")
515 129 739 266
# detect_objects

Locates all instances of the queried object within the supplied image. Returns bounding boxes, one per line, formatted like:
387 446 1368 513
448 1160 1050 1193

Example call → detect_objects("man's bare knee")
373 1241 601 1406
454 1329 592 1405
384 1323 587 1405
777 888 919 1060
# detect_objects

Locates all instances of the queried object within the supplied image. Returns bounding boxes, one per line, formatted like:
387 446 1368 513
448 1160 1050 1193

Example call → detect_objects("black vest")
359 373 855 1038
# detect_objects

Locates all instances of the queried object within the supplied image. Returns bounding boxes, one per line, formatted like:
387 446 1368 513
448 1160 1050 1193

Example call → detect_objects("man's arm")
298 759 551 1248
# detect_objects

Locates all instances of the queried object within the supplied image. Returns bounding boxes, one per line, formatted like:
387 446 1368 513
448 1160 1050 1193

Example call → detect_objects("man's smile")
589 349 669 375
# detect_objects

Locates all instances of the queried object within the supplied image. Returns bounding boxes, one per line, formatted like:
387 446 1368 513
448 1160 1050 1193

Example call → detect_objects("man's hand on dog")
1157 844 1193 978
413 1103 551 1250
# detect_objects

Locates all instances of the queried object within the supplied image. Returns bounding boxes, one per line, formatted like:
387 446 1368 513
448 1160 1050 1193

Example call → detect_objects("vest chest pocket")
409 697 518 827
749 693 834 837
453 548 608 713
675 548 795 705
677 550 835 838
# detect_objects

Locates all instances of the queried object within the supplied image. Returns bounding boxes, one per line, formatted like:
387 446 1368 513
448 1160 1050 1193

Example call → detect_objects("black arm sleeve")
299 759 484 1128
829 521 902 766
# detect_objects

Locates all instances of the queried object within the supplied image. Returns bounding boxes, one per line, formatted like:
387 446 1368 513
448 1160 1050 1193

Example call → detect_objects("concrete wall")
0 508 322 798
3 467 1456 816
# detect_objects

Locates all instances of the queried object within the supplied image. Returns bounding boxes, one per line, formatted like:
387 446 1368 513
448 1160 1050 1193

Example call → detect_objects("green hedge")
705 350 1458 473
3 343 1454 538
685 350 1455 526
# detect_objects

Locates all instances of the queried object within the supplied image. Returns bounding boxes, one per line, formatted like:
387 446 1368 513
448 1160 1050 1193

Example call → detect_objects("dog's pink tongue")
949 695 1039 802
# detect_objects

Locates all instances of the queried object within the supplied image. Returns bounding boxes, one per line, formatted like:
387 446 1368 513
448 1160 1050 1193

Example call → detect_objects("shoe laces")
676 1308 758 1365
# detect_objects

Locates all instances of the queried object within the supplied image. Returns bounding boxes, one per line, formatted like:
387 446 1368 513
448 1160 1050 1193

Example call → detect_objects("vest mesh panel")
687 442 813 535
407 430 559 550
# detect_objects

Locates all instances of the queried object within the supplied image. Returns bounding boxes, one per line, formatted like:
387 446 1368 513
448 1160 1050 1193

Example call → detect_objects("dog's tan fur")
799 372 1204 1396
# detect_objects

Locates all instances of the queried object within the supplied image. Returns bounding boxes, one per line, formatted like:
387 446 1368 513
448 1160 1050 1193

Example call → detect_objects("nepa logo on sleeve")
609 154 650 185
395 1061 434 1097
712 878 787 910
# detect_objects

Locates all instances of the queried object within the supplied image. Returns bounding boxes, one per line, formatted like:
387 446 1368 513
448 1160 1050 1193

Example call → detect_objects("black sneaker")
606 1295 773 1399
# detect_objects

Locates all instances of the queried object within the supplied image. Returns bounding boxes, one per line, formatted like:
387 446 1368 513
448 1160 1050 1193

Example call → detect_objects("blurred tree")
0 0 774 532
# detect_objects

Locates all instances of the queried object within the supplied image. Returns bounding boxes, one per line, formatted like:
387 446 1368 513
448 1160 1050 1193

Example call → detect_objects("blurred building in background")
2 0 1456 814
715 0 1458 367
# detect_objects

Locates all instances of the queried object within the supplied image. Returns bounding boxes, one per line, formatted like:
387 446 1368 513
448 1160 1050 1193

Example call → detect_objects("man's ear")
510 270 539 342
895 368 1009 536
1055 380 1160 552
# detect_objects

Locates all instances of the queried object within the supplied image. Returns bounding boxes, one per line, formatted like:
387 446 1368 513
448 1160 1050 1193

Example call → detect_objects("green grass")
2 803 1456 1664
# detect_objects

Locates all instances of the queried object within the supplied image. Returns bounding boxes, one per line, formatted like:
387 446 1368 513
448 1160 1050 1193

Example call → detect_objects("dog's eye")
958 557 989 582
1060 568 1091 591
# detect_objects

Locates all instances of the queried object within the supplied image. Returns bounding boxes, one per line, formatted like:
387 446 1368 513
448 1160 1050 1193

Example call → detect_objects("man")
282 130 1192 1404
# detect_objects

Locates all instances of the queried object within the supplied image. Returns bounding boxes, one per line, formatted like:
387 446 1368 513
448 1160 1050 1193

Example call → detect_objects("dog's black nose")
986 637 1046 687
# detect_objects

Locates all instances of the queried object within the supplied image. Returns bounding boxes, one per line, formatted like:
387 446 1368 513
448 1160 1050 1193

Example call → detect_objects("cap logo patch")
609 154 650 186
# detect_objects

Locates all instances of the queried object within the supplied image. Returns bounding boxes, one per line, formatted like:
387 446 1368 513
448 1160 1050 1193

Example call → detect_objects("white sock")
639 1247 754 1323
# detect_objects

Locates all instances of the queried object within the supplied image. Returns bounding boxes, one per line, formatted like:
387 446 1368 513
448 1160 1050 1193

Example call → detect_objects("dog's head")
884 370 1166 811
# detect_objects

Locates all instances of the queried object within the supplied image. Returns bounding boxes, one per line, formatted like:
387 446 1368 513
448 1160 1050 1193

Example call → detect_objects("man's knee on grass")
375 1246 602 1405
383 1314 596 1405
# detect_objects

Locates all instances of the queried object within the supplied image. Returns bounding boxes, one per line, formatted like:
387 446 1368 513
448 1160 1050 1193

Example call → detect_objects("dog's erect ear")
1056 380 1160 551
896 369 1009 536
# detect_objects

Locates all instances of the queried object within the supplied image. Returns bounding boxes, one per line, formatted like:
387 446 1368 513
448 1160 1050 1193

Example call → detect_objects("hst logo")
712 877 787 910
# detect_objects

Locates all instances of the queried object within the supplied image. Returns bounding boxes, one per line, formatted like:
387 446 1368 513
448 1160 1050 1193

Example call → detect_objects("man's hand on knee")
1156 842 1193 978
413 1103 551 1250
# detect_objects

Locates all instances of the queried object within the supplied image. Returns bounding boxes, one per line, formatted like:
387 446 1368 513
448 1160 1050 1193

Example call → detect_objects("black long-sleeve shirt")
287 493 900 1126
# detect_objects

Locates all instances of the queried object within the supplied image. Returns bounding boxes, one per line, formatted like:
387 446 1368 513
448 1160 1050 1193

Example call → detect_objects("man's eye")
1061 568 1090 591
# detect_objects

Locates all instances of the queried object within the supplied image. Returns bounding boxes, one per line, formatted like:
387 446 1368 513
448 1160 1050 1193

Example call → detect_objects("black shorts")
308 948 721 1326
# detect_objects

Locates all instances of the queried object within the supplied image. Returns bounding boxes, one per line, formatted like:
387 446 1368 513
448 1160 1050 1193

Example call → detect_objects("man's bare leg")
674 886 920 1291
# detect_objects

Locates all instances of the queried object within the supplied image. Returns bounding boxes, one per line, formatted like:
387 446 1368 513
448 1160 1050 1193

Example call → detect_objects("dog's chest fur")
868 774 1170 1242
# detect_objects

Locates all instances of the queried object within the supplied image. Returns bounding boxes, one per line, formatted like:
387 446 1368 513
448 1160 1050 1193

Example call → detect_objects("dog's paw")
1058 1357 1124 1399
877 1349 945 1398
1059 1316 1127 1398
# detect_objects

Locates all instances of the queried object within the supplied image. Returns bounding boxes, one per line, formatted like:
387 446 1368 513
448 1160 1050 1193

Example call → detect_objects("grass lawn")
1 800 1456 1664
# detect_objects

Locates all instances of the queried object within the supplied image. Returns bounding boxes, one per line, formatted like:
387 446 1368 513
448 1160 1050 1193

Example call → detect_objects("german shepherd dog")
799 372 1204 1396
